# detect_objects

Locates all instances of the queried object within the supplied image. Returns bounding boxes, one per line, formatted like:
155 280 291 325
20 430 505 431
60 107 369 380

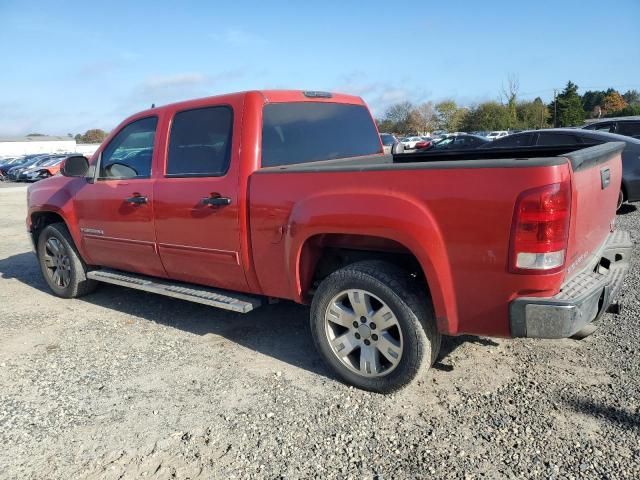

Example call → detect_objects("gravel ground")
0 186 638 479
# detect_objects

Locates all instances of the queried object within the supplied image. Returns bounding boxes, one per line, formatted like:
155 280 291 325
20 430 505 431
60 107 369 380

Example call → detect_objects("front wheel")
310 260 440 393
37 223 97 298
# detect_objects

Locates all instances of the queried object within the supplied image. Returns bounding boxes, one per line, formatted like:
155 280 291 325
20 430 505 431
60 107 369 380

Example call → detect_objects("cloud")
75 52 141 77
209 27 266 47
333 72 433 117
143 73 209 90
95 69 250 125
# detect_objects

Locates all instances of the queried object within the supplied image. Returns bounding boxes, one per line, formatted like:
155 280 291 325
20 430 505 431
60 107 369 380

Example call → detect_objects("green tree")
622 89 640 106
582 90 606 117
551 81 585 127
605 104 640 117
435 100 467 132
516 98 549 129
462 102 511 131
376 118 396 133
27 133 45 136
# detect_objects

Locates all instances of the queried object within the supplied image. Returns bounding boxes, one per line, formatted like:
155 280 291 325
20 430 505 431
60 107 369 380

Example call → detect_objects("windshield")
434 137 454 147
380 134 395 146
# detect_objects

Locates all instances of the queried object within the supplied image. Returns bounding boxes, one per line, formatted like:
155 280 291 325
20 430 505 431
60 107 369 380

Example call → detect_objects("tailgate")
564 142 625 278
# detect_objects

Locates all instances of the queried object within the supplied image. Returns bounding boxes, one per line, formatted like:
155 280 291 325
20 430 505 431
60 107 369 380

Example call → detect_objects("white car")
400 136 424 149
486 131 509 141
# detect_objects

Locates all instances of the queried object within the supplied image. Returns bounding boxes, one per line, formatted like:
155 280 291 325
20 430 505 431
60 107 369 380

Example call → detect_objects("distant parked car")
583 117 640 140
420 134 490 151
379 133 399 154
485 131 509 141
0 154 43 178
414 137 434 150
0 157 24 178
8 155 52 181
24 156 68 181
481 128 640 209
400 136 424 150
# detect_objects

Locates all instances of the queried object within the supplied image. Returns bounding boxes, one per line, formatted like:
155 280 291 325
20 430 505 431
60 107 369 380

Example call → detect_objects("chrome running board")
87 268 262 313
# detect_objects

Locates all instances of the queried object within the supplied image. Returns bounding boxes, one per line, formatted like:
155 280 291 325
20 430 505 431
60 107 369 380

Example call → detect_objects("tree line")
74 129 109 144
376 80 640 135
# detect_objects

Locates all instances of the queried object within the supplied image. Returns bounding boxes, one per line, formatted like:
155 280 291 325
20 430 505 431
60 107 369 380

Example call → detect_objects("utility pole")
553 89 558 128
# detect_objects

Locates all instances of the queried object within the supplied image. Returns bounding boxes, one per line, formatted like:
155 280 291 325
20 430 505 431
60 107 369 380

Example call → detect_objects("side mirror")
391 142 405 155
61 155 89 177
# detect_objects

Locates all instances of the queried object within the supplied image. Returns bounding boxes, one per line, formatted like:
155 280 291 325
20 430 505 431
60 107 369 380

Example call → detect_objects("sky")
1 0 639 136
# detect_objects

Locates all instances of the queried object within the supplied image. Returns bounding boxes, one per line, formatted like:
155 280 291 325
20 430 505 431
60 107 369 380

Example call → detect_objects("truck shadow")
0 252 331 379
564 396 639 430
434 335 499 371
0 251 491 382
618 203 637 215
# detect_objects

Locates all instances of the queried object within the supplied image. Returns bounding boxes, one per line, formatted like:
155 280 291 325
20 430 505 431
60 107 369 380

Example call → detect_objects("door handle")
125 195 148 205
202 195 231 207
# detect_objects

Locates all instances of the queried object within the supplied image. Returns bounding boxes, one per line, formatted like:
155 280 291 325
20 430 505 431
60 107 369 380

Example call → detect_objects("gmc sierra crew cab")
27 90 632 392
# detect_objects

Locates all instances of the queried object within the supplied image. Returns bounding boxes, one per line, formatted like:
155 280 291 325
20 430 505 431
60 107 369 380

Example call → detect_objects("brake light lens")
510 182 571 273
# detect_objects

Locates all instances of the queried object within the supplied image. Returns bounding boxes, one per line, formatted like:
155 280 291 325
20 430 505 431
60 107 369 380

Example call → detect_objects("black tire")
616 189 624 212
37 223 97 298
310 260 441 393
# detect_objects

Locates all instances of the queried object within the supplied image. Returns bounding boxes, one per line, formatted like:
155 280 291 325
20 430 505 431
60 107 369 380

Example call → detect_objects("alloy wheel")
324 289 403 377
43 237 71 288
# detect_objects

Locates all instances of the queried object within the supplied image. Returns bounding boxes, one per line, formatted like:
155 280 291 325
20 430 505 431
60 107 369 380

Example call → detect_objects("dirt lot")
0 184 638 479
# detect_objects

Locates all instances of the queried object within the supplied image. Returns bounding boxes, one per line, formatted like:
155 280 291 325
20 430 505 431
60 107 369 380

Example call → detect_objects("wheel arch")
30 210 68 247
286 192 459 334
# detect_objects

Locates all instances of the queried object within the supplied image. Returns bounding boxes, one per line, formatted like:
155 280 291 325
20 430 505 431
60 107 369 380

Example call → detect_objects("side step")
86 268 262 313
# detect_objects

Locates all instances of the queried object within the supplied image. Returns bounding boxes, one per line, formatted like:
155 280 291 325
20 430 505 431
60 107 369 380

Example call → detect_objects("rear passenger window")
262 102 382 167
536 133 581 146
617 122 640 137
590 123 615 133
492 133 533 147
167 106 233 176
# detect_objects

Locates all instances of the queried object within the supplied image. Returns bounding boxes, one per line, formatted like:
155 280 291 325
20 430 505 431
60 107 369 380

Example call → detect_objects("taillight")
510 182 571 273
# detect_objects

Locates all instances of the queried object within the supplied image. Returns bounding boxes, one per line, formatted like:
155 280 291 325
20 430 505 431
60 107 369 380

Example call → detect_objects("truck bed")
250 142 624 337
259 143 620 173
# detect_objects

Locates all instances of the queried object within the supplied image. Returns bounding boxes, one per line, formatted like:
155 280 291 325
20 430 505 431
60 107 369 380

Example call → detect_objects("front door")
74 116 166 278
153 103 249 292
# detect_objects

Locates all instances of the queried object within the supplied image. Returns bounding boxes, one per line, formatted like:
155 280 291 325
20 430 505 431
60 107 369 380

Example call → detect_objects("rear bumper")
510 230 632 338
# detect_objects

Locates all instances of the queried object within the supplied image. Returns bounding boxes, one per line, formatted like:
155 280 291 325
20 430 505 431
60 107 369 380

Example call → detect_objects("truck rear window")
261 103 382 167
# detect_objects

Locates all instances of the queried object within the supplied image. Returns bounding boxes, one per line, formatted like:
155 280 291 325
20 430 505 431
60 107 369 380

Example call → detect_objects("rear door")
153 100 249 292
74 116 166 277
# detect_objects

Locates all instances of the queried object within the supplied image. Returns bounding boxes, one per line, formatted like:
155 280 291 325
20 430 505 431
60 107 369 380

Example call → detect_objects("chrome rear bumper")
510 230 632 338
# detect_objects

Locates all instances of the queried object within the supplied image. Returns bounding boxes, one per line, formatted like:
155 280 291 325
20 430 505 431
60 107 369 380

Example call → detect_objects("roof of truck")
143 90 365 115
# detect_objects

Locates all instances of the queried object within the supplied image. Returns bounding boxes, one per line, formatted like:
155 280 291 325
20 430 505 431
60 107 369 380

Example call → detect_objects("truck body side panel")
249 163 571 337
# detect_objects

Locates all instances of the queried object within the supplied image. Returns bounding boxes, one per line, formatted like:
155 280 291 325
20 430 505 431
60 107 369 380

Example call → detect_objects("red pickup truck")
27 90 632 392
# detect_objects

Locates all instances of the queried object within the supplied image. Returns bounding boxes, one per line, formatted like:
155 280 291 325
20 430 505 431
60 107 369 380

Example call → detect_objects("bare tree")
384 101 414 134
501 74 519 127
411 102 437 134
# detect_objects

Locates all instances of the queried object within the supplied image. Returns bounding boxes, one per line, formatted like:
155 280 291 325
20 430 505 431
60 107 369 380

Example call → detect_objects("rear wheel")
616 189 624 212
37 223 97 298
310 260 440 393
